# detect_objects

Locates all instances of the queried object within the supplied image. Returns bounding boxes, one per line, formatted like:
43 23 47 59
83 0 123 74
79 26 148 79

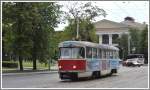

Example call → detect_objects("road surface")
2 65 149 88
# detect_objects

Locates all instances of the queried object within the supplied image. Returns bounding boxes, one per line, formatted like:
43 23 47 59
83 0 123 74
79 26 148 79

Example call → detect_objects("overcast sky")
55 1 149 31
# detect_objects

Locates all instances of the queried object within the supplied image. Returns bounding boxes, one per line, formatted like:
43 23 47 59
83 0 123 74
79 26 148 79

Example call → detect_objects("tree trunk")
33 57 37 70
19 56 23 71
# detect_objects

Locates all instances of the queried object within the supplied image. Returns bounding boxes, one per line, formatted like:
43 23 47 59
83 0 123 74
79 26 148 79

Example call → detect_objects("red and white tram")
58 41 120 80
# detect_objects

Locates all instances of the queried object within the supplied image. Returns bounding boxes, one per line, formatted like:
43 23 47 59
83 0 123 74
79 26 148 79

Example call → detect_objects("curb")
2 70 58 76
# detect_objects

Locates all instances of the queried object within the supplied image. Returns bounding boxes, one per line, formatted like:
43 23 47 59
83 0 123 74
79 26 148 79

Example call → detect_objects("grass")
23 61 50 69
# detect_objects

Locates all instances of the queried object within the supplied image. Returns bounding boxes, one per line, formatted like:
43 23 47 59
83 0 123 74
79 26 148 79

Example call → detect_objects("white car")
123 54 145 67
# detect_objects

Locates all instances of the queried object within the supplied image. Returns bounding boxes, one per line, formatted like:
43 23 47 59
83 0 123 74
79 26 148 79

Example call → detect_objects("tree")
31 3 62 70
11 3 34 71
129 28 140 54
139 26 148 63
118 26 148 62
2 2 62 70
117 34 128 59
63 2 106 41
63 19 98 42
2 3 15 61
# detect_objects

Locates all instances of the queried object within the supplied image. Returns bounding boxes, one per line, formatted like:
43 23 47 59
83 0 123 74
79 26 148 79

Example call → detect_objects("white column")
118 34 121 38
109 34 112 45
99 34 102 44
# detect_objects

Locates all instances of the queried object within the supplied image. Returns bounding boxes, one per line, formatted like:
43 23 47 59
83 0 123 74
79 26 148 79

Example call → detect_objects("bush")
2 61 18 68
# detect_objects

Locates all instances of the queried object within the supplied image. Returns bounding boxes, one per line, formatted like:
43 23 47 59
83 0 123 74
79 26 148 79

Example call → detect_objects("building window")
102 34 109 44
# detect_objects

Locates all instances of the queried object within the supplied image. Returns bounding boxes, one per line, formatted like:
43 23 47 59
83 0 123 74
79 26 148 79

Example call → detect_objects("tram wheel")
92 71 101 79
70 73 78 81
111 69 117 73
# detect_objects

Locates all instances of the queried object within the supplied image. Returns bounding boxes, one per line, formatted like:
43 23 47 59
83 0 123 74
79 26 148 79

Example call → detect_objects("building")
94 17 146 46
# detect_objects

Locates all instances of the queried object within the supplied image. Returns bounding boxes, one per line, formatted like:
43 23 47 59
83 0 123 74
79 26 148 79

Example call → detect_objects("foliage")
117 34 129 59
2 2 62 70
2 61 18 68
129 28 140 53
139 26 148 63
30 3 62 70
118 26 148 63
63 2 105 42
2 2 15 61
64 2 107 21
63 19 98 42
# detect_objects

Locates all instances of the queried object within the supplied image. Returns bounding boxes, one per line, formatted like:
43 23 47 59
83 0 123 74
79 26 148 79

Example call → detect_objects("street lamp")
76 17 79 40
125 32 131 55
128 35 131 55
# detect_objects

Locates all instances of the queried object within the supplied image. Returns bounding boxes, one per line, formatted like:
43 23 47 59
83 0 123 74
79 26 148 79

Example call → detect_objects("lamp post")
125 32 130 55
76 17 79 40
48 59 50 70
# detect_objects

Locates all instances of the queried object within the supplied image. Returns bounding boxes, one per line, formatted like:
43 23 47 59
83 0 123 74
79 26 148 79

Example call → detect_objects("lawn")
23 61 49 69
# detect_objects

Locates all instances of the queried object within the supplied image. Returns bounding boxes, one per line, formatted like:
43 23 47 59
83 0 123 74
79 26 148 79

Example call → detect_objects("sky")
54 1 149 31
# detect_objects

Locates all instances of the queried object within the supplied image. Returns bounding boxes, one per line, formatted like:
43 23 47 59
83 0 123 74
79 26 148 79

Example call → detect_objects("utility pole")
76 17 79 40
128 35 131 55
48 59 50 70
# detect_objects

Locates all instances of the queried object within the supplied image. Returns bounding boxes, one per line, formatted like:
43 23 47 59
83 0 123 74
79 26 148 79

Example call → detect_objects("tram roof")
59 41 119 51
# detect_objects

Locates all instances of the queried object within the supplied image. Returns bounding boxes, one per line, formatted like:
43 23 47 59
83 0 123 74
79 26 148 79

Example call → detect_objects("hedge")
2 61 18 68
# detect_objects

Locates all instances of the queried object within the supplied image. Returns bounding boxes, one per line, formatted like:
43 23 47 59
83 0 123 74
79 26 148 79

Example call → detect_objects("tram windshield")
60 47 85 59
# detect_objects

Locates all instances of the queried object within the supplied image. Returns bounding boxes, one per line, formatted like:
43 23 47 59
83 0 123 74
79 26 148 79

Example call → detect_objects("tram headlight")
73 65 76 69
59 65 62 69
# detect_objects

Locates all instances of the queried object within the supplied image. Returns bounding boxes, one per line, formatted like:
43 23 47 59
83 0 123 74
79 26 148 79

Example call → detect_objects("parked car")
122 54 145 67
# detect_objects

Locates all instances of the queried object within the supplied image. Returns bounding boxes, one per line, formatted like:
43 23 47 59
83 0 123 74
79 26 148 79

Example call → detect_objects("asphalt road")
2 65 149 88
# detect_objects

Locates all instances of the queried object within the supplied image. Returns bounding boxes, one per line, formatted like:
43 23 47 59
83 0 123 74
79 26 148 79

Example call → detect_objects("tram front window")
60 47 85 59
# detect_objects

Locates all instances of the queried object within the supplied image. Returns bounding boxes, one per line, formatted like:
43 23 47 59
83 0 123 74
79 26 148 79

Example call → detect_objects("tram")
58 41 120 80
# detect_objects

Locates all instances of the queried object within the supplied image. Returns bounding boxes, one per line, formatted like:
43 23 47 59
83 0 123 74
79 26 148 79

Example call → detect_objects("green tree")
2 2 62 70
64 19 98 42
31 3 61 70
63 2 106 42
2 3 15 61
118 26 148 61
129 28 141 54
117 34 128 59
11 3 33 71
139 26 148 63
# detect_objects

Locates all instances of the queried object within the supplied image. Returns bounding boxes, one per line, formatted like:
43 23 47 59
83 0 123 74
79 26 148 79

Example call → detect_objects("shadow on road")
59 74 119 83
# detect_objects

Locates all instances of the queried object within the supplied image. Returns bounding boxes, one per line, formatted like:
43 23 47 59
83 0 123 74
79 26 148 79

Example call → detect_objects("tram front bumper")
59 72 78 80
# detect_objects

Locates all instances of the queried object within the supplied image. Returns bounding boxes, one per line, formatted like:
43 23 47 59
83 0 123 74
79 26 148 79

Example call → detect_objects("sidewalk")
2 69 58 76
2 65 58 76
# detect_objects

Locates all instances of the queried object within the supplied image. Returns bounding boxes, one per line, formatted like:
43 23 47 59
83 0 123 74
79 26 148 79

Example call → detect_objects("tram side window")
86 47 92 58
105 50 107 59
98 49 102 59
107 50 109 59
115 51 117 59
116 51 119 59
114 51 118 59
79 47 85 58
93 48 97 58
103 50 106 59
110 51 113 59
112 51 115 59
113 51 115 59
106 50 109 59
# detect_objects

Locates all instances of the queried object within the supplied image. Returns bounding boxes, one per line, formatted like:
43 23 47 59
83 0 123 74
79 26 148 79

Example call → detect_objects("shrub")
2 61 18 68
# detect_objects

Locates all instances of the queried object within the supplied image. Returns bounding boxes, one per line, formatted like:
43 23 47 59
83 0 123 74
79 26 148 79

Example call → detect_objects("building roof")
94 19 146 30
94 19 128 29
